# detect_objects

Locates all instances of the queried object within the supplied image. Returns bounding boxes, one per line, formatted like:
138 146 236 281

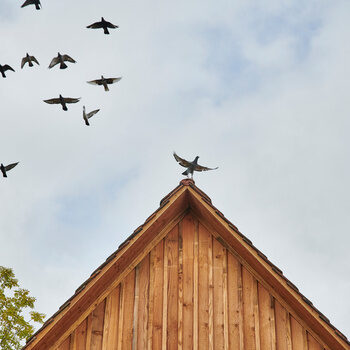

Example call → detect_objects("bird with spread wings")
173 152 218 178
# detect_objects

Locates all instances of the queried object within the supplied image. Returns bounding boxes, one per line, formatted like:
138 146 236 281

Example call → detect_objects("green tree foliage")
0 266 45 350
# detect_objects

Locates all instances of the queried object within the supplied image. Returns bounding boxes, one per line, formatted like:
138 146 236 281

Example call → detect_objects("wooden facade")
24 180 350 350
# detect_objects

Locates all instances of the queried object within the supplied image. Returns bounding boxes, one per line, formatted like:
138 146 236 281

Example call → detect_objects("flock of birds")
1 0 122 178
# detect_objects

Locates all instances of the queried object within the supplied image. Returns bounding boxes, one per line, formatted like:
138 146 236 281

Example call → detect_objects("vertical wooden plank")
193 219 199 350
102 286 120 350
117 281 124 350
90 299 106 350
213 238 225 349
74 318 87 350
178 222 183 350
258 283 276 350
86 314 93 349
70 331 76 350
166 225 179 350
121 269 136 350
149 240 164 350
286 313 292 350
57 336 70 350
253 280 261 350
307 332 323 350
136 254 150 349
182 215 194 349
290 316 306 350
133 266 140 350
242 266 256 350
161 237 168 350
208 232 214 350
227 253 244 349
223 249 229 350
275 300 289 350
198 223 210 349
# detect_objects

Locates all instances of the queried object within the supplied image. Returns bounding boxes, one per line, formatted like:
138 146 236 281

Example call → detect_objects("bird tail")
60 62 68 69
104 27 110 34
104 84 109 92
29 61 33 67
182 169 189 176
1 71 6 78
85 119 90 126
35 3 40 9
62 104 68 111
2 172 7 178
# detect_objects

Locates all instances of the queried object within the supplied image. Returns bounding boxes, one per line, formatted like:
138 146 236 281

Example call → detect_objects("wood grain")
198 223 210 349
121 270 135 350
290 316 305 350
182 214 194 349
90 299 106 350
74 318 87 350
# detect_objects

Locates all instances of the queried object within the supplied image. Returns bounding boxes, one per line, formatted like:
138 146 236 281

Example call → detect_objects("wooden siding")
54 214 328 350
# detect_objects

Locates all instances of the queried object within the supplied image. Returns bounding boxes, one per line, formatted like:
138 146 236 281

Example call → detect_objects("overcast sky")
1 0 350 339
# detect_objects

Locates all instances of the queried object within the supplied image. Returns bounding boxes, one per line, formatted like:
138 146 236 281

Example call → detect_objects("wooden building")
24 179 350 350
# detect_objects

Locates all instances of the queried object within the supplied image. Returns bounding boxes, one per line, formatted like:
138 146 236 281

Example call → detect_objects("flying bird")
173 152 218 178
87 75 121 91
83 106 100 126
48 53 76 69
43 95 80 111
21 53 39 69
86 17 119 35
1 162 19 178
21 0 41 10
0 64 15 78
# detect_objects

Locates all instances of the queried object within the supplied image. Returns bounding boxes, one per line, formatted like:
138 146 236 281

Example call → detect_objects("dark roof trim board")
24 179 349 350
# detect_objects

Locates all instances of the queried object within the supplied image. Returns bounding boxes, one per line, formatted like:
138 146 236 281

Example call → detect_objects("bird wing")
21 57 28 69
21 0 35 7
87 79 102 85
43 98 60 104
173 152 192 168
31 56 40 65
87 109 100 119
5 162 19 171
105 77 122 84
3 65 15 72
48 57 60 68
194 164 218 172
87 21 103 29
105 21 119 28
63 97 81 104
62 55 76 63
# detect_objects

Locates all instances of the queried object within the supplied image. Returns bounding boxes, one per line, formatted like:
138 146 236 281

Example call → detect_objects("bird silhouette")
21 0 41 10
48 53 76 70
0 64 15 78
43 95 80 111
83 106 100 126
1 162 19 178
87 75 121 91
173 152 218 178
87 17 118 34
21 53 39 69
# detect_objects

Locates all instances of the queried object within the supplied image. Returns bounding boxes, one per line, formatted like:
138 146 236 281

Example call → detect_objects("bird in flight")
1 162 19 178
48 53 76 70
43 95 80 111
21 0 41 10
173 152 218 178
21 53 39 69
87 76 121 91
87 17 119 35
0 64 15 78
83 106 100 126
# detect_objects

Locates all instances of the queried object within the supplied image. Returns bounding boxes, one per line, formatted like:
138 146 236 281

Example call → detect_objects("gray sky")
1 0 350 339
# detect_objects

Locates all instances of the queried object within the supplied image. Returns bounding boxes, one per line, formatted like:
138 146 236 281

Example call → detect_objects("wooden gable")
24 179 350 350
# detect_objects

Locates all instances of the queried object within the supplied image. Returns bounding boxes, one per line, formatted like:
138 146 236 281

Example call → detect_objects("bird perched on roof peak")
1 162 19 178
87 17 119 35
173 152 218 178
